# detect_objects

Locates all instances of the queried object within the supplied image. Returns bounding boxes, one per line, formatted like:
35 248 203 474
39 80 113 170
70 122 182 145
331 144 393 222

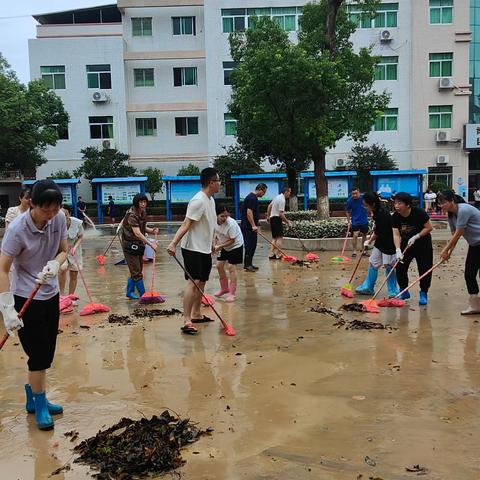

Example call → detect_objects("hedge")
284 218 373 239
284 210 318 221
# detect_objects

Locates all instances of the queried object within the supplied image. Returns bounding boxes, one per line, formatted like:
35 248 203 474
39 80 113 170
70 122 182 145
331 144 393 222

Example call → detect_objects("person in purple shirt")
0 180 68 431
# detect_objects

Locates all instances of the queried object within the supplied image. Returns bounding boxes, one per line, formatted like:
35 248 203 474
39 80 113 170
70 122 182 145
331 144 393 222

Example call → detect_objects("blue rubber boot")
419 291 428 305
25 384 63 415
355 266 378 295
134 279 146 297
126 277 139 300
399 290 411 300
32 391 54 430
385 267 399 298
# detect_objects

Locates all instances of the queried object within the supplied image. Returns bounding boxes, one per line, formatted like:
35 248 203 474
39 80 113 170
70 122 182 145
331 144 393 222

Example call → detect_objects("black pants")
242 228 257 266
16 293 60 372
396 241 433 293
465 245 480 294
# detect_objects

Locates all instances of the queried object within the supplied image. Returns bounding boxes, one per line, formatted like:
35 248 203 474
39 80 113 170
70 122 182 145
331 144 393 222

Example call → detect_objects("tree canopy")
73 147 137 180
143 166 164 202
177 163 200 176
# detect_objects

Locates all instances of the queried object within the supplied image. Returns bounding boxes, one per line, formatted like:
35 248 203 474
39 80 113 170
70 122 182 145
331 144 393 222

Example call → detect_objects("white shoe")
461 295 480 315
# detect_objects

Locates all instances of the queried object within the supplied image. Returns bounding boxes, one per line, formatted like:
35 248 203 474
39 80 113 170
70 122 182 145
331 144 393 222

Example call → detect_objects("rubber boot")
25 384 63 415
214 278 229 298
355 266 378 295
135 279 146 297
32 391 54 430
126 277 139 300
225 282 237 302
399 290 411 300
419 291 428 305
461 295 480 315
385 267 399 298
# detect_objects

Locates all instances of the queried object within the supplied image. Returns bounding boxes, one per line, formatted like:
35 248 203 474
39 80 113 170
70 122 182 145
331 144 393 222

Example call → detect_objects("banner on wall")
101 183 141 205
58 185 72 205
308 177 349 200
171 180 200 203
239 180 278 201
376 176 418 198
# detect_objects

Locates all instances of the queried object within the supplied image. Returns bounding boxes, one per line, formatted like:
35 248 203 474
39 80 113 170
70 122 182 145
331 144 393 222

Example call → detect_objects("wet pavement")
0 230 479 479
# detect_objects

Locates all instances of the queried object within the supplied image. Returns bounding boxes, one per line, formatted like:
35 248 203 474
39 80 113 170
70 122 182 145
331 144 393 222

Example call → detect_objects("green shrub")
284 210 317 221
284 218 373 239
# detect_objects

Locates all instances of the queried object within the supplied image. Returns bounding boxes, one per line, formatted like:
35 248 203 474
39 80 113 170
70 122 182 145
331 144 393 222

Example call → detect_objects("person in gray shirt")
439 190 480 315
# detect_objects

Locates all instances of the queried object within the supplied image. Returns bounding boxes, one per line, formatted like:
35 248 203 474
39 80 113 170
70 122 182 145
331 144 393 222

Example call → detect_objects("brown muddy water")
0 232 479 479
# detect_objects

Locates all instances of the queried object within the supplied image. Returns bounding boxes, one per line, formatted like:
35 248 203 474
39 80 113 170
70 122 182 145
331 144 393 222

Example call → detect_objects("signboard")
58 185 72 205
171 180 200 204
376 175 417 198
308 177 349 200
101 183 141 205
465 124 480 150
239 179 278 201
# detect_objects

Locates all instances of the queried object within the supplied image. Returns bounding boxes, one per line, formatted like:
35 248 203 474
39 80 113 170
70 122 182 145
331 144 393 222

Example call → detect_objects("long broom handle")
101 234 118 257
347 230 374 283
72 251 95 304
172 255 229 331
340 223 351 257
393 260 444 300
257 230 290 258
0 283 42 350
150 234 157 292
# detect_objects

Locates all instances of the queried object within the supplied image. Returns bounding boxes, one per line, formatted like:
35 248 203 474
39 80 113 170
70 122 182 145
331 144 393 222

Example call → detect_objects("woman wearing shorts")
213 205 244 302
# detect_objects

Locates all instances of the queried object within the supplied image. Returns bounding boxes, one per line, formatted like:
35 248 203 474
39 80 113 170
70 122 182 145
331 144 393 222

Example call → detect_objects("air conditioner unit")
436 154 449 165
92 91 109 102
439 77 454 90
436 130 451 142
335 158 346 168
380 29 393 42
102 139 114 149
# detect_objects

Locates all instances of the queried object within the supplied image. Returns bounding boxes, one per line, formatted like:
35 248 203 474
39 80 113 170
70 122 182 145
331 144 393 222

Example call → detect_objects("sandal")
181 323 198 334
191 315 214 324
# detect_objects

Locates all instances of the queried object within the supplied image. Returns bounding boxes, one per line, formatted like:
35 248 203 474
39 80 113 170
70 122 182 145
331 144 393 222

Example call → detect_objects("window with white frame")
221 7 302 33
374 56 398 80
224 114 237 136
374 108 398 131
175 117 198 136
173 67 197 86
429 105 452 128
132 17 152 36
172 16 196 35
348 3 398 28
87 64 111 89
429 0 453 24
41 66 65 89
89 116 113 139
134 68 154 87
136 118 157 136
223 62 237 85
429 53 453 77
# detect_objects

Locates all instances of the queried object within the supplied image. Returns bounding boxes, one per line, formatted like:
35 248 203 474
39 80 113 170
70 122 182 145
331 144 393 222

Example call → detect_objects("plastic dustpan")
303 252 319 262
80 302 111 316
201 295 216 306
378 297 405 308
139 291 166 304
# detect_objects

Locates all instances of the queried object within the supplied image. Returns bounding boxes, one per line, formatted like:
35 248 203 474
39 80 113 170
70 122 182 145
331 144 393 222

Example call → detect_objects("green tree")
177 163 200 176
49 169 72 179
213 145 264 197
143 166 164 202
0 54 69 175
346 143 397 192
73 147 137 180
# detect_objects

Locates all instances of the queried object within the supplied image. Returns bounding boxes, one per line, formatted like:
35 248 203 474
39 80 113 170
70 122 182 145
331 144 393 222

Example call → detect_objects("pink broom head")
282 255 297 262
96 255 106 266
80 302 111 316
223 323 236 336
67 293 79 301
359 300 380 313
303 253 319 261
139 292 166 304
340 287 354 298
201 295 216 306
378 298 405 308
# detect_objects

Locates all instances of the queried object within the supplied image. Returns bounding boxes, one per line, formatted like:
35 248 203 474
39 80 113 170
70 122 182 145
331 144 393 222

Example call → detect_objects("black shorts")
352 223 368 234
16 293 60 372
182 248 212 282
218 245 243 265
270 216 284 239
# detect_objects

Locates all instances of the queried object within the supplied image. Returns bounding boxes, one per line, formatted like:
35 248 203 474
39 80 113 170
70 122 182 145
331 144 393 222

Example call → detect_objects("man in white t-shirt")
266 187 291 259
167 168 220 334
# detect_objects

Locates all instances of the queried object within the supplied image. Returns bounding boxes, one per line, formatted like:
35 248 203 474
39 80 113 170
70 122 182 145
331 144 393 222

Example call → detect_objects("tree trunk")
313 151 329 220
286 167 299 211
326 0 343 55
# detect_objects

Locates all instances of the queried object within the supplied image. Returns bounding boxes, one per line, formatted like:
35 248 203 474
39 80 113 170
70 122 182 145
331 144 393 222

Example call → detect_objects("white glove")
363 240 370 249
395 248 403 261
36 260 60 284
0 292 23 337
407 234 420 247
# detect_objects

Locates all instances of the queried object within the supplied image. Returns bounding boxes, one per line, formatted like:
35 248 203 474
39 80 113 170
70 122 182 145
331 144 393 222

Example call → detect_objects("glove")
36 260 60 284
0 292 23 337
395 248 403 261
363 240 370 249
407 234 420 247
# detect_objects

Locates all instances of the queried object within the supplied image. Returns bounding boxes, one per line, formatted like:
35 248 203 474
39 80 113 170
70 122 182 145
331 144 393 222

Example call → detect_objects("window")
429 105 452 128
348 3 398 28
271 7 298 32
374 108 398 131
132 17 152 36
429 53 453 77
222 8 246 33
224 114 237 136
172 16 196 35
41 66 65 89
429 0 453 24
175 117 198 136
134 68 154 87
52 124 69 140
173 67 197 86
136 118 157 136
221 7 302 33
223 61 237 85
428 166 452 188
374 56 398 80
86 64 111 89
89 116 113 139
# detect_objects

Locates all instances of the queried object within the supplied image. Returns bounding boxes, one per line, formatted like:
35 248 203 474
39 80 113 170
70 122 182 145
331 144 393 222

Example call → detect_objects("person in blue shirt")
345 188 369 257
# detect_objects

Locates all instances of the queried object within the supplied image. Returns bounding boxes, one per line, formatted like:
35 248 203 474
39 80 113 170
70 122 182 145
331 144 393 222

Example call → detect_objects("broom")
257 230 297 262
72 253 110 316
331 223 351 263
139 237 165 304
291 229 319 261
378 260 444 308
96 234 118 265
0 283 42 350
172 255 235 336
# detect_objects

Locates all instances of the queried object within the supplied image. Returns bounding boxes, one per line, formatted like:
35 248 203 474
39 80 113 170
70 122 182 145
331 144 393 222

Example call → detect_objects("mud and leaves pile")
73 410 210 479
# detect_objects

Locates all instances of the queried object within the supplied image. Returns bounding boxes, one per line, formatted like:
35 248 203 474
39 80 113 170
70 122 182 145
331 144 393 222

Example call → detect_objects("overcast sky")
0 1 108 84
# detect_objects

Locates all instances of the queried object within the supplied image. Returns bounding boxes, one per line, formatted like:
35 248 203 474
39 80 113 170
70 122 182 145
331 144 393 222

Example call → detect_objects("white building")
27 1 471 200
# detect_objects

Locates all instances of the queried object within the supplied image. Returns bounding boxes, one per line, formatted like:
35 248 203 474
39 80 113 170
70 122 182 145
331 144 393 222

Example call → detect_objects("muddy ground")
0 231 478 479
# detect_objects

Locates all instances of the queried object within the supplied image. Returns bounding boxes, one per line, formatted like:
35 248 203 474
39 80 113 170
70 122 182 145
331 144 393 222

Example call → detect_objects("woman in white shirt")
5 188 31 228
213 205 244 302
424 189 437 213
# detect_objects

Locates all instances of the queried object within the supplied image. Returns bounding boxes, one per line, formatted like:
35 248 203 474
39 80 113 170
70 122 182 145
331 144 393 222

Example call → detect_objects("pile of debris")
133 308 182 318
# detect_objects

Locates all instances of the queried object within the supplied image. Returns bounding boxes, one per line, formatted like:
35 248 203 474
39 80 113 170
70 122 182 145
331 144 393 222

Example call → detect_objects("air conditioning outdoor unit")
436 130 451 142
380 29 393 42
436 154 449 165
102 139 114 149
438 77 454 90
335 158 346 168
92 91 109 102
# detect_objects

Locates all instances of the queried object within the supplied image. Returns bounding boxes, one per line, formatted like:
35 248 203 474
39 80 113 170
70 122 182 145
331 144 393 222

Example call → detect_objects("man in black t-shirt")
77 196 86 220
240 183 267 272
392 192 433 305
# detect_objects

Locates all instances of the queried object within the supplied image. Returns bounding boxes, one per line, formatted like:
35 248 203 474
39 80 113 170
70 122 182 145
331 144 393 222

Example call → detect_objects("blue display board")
376 176 418 198
307 177 350 200
239 179 279 202
171 180 200 204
